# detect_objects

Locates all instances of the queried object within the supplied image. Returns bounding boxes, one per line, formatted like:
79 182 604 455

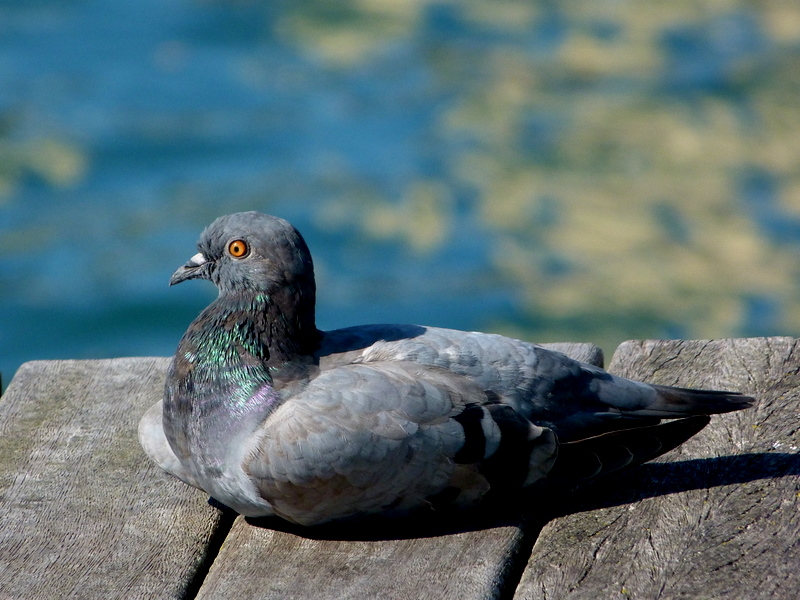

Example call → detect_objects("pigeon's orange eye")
228 239 249 258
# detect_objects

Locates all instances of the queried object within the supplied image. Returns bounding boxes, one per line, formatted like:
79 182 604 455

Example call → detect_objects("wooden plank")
193 342 604 600
516 337 800 600
0 358 232 600
539 342 604 367
195 517 526 600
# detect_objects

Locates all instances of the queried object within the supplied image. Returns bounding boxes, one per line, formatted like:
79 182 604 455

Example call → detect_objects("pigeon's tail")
630 385 754 418
547 415 711 485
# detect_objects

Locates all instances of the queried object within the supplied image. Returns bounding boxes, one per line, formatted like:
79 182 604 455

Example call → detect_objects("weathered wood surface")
517 337 800 600
0 358 233 599
0 339 797 599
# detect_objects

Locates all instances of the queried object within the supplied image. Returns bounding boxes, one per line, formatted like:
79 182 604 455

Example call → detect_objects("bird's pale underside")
139 212 753 526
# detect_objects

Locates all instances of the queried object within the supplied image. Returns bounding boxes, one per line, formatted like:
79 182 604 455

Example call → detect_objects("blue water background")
2 1 800 389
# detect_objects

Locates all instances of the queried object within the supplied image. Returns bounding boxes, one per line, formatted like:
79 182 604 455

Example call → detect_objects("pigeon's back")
316 324 751 442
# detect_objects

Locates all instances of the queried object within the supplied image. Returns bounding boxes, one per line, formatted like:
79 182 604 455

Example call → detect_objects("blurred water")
2 1 800 389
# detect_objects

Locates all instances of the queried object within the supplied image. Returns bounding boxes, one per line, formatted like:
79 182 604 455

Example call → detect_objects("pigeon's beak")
170 252 211 286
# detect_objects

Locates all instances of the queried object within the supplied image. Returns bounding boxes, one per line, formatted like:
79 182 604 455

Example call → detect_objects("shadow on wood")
545 451 800 518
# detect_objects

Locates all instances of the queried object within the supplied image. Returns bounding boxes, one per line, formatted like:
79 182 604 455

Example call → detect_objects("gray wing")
244 360 556 526
320 325 752 441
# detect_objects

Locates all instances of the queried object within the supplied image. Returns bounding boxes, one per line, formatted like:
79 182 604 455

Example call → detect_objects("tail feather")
628 386 754 418
547 415 711 486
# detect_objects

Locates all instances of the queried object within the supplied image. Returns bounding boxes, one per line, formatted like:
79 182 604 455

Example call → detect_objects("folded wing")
244 360 557 525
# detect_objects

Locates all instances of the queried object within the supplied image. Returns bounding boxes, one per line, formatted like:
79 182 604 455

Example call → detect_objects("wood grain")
516 338 800 600
195 517 524 600
0 358 230 600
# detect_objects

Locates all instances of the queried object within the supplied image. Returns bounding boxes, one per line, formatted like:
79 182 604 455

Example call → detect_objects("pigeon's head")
170 212 315 298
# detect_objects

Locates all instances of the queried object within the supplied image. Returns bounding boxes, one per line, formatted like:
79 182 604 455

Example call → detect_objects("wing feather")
244 360 544 525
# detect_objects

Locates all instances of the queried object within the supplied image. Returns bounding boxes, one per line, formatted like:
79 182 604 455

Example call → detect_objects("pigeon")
139 211 753 526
